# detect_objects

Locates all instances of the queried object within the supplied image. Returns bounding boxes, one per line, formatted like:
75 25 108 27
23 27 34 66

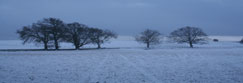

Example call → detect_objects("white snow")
0 36 243 83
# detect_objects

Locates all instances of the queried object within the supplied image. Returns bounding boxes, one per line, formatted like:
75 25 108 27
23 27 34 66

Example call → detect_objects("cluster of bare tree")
17 18 117 50
136 26 208 48
17 18 219 49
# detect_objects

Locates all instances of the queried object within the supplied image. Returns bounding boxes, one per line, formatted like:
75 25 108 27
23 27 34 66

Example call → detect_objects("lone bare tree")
135 29 161 48
64 22 91 49
42 18 65 50
169 26 208 48
89 28 117 49
17 23 51 50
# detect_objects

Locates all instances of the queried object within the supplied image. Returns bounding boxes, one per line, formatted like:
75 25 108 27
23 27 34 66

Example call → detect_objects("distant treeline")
17 17 243 50
17 17 117 50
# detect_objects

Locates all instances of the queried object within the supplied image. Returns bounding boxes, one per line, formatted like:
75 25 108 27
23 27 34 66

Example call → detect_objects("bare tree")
64 22 91 49
41 18 65 50
89 28 117 49
135 29 161 48
17 23 51 50
169 26 208 48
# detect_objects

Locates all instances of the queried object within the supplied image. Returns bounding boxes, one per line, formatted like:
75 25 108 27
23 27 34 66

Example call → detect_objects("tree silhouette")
170 26 208 48
17 17 119 50
135 29 161 48
41 18 65 50
17 23 51 50
65 22 91 49
89 28 117 49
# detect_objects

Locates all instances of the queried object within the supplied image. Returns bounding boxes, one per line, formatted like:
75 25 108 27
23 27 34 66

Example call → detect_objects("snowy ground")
0 36 243 83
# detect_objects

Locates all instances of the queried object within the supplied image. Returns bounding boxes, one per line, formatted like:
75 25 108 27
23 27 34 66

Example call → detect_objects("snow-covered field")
0 36 243 83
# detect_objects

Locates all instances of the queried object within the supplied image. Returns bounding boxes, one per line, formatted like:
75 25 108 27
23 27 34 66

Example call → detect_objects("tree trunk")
73 37 79 50
73 41 79 50
54 40 59 50
54 37 59 50
146 42 150 48
44 42 48 50
189 41 193 48
97 42 101 49
75 45 79 50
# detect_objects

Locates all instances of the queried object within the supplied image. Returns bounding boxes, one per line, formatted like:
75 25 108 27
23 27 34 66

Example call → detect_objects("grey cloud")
0 0 242 40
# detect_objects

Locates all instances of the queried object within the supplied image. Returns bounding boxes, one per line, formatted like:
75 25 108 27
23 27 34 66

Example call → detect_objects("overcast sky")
0 0 243 40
